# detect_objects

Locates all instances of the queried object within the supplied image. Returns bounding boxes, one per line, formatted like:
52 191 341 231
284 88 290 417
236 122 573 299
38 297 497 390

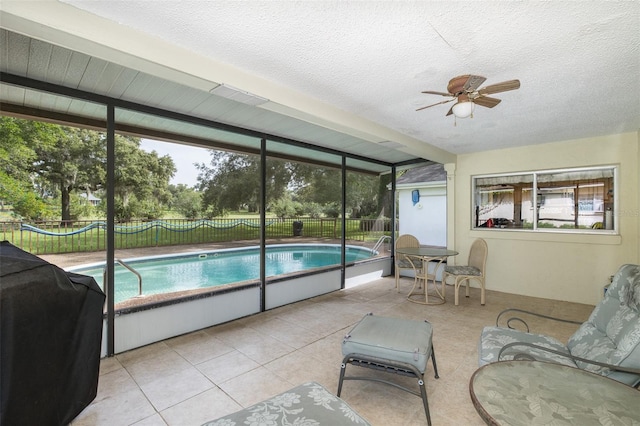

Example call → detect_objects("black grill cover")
1 241 105 425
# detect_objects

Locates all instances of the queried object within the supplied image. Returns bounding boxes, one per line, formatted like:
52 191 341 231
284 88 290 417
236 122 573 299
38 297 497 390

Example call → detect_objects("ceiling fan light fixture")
418 75 519 118
452 99 475 118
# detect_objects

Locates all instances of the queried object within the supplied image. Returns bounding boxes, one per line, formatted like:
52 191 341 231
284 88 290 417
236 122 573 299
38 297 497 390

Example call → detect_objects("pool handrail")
372 235 391 253
103 259 143 297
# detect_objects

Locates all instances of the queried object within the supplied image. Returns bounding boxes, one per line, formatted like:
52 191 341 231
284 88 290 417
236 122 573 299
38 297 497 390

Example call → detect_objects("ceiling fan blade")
463 75 487 92
474 96 502 108
445 105 454 116
416 98 455 111
421 90 453 97
477 79 520 96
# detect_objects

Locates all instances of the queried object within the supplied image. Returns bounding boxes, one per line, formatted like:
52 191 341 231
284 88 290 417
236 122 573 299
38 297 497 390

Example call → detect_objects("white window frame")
472 165 618 234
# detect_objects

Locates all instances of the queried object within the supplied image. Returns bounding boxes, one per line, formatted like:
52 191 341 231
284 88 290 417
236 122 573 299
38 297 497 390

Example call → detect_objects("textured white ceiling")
18 1 640 155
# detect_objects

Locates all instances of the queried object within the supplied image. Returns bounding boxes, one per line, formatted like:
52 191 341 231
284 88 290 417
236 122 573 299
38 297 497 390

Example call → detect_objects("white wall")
112 287 261 354
398 184 447 247
451 131 639 306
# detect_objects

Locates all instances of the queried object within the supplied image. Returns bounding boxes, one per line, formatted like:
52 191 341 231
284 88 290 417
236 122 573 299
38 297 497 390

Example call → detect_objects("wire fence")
1 217 392 255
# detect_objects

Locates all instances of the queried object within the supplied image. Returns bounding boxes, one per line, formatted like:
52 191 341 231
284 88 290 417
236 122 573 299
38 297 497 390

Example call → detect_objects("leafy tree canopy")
169 184 203 219
196 151 387 218
0 117 176 221
2 116 388 222
0 117 57 219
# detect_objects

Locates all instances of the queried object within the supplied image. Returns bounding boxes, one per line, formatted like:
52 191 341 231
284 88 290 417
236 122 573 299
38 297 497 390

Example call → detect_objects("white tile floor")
71 277 593 426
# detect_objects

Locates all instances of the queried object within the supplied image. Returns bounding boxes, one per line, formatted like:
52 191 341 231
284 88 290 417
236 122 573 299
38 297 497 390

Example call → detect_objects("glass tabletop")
470 360 640 425
396 247 459 257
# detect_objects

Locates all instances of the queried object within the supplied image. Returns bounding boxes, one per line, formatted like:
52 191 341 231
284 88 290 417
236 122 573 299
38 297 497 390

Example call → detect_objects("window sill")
470 228 621 245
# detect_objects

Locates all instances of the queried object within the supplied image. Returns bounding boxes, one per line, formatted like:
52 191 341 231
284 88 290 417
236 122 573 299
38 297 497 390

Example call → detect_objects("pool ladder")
372 235 391 253
103 259 143 297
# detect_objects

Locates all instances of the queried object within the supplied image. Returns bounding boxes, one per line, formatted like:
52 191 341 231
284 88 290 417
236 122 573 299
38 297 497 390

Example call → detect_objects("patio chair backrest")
467 238 488 273
396 234 420 250
567 264 640 386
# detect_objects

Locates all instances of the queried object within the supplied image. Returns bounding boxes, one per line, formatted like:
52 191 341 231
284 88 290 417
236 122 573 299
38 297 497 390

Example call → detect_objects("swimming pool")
71 244 376 304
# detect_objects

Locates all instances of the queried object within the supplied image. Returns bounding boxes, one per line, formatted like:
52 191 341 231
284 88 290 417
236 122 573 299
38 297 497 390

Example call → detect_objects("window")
473 166 616 232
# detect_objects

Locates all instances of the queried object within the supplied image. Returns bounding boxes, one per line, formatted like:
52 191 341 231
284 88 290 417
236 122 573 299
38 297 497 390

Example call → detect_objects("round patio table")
395 247 458 305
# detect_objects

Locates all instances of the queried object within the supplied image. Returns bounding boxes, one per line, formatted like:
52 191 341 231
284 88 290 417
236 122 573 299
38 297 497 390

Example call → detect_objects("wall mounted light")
412 189 420 206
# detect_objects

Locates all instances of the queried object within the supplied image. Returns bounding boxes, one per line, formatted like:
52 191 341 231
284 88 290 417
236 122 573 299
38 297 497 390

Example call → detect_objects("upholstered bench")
202 381 371 426
338 313 439 426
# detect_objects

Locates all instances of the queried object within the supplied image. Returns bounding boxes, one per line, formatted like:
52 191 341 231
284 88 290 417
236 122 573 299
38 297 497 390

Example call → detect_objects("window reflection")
473 167 615 232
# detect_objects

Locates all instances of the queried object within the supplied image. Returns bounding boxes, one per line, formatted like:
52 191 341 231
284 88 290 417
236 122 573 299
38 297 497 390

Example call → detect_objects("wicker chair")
443 238 488 305
395 234 421 291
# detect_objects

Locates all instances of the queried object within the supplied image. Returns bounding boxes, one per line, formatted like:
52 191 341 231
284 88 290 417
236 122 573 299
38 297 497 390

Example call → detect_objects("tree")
115 139 176 206
346 172 383 218
169 184 203 219
0 172 54 220
198 151 257 215
0 117 177 221
197 151 294 215
294 165 342 207
196 151 387 219
0 117 44 179
0 117 55 219
110 136 176 220
31 127 105 221
271 195 302 219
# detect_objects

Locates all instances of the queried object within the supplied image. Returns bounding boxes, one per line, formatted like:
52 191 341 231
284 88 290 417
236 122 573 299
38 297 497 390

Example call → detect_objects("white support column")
444 163 456 264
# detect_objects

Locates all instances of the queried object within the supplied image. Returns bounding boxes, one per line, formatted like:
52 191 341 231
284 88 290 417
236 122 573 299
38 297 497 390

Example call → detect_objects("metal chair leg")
431 346 439 379
418 378 432 426
337 362 347 396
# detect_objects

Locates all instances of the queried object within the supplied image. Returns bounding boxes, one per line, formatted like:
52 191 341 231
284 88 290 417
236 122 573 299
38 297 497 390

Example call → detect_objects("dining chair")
395 234 421 291
443 238 488 305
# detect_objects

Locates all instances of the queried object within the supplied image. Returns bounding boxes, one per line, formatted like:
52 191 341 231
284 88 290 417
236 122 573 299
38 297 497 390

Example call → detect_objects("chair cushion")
567 322 616 373
396 258 422 269
479 326 575 367
567 318 640 386
566 264 640 386
444 265 481 276
589 264 640 332
606 305 640 347
618 264 640 310
342 313 433 374
589 294 625 333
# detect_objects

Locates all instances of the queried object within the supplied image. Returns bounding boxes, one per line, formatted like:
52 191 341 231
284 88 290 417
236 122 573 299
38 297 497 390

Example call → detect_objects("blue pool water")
71 244 376 304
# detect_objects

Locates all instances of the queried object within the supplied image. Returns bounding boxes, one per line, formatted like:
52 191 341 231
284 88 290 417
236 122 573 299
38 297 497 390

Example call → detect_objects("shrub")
323 202 341 218
305 202 323 218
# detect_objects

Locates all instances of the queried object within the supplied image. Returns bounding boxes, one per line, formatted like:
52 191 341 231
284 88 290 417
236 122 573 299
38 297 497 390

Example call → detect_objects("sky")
139 139 210 187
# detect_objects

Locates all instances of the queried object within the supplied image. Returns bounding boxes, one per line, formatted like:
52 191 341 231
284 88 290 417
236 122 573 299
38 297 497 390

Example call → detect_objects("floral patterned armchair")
479 264 640 388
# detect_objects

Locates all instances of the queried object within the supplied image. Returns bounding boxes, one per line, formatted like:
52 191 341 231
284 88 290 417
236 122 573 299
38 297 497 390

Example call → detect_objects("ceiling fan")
417 75 520 118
